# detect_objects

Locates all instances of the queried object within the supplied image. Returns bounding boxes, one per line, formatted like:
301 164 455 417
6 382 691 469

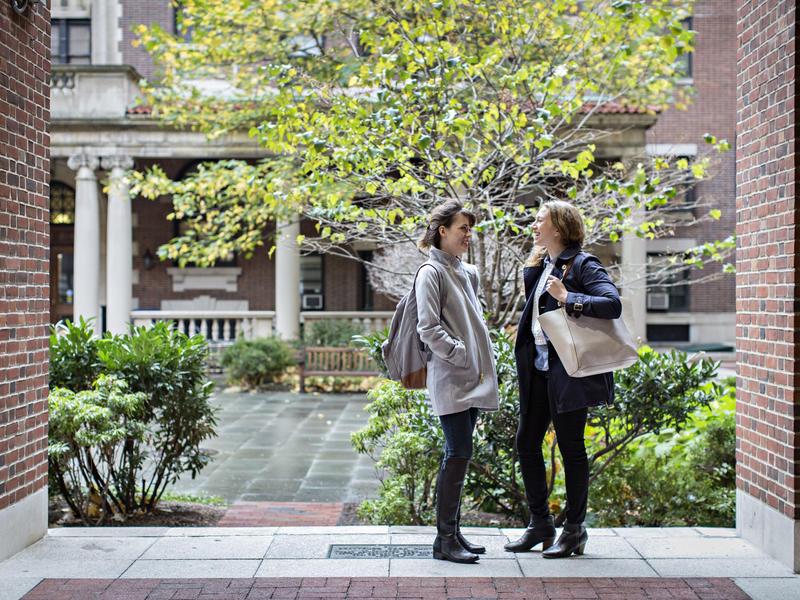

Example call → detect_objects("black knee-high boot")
433 457 478 563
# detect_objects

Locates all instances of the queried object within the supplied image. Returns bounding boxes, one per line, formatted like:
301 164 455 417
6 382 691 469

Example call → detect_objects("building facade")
49 0 736 347
0 0 50 561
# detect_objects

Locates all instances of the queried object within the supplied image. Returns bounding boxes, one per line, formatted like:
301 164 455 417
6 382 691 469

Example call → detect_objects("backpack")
381 262 444 389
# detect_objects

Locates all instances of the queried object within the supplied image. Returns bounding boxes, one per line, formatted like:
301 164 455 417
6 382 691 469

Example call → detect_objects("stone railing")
130 310 276 344
51 65 143 121
301 311 394 333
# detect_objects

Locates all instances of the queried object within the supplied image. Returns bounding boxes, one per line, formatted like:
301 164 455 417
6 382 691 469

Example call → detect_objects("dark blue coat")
514 245 622 415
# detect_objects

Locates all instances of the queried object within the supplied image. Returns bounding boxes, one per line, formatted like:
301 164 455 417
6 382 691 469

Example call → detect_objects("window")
647 324 690 343
50 181 75 225
56 252 74 305
172 1 193 40
300 255 324 310
646 253 690 312
359 251 374 311
676 17 693 78
51 19 91 64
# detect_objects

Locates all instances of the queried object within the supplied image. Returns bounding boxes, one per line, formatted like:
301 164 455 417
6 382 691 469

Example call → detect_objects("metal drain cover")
328 544 431 559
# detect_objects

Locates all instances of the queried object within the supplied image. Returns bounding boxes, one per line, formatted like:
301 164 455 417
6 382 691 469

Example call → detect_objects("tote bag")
538 308 638 377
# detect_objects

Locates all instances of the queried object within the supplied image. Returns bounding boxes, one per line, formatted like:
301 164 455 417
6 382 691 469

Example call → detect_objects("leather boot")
432 457 479 564
542 522 588 558
503 514 556 552
456 505 485 554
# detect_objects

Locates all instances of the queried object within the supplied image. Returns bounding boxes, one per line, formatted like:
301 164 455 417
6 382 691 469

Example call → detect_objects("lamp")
11 0 45 15
142 248 155 271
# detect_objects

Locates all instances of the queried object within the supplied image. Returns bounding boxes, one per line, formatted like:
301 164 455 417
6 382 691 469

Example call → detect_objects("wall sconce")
11 0 46 15
142 248 155 271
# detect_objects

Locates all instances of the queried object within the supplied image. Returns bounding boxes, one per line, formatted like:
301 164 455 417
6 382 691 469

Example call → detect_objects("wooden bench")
298 347 379 392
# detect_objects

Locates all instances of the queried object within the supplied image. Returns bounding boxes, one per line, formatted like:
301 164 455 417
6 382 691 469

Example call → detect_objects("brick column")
0 2 51 561
735 0 799 572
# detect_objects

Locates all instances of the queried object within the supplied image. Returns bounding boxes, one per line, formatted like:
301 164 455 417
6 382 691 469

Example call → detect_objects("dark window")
646 253 690 312
647 324 690 343
51 19 91 65
359 251 374 311
56 251 74 305
676 17 693 78
50 181 75 225
300 255 324 310
172 1 193 40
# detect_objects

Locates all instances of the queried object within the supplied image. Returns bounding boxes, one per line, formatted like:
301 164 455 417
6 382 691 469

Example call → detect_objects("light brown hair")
526 200 585 266
418 200 476 250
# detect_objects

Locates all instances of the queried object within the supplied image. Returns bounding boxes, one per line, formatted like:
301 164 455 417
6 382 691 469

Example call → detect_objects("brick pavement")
22 577 750 599
218 502 344 526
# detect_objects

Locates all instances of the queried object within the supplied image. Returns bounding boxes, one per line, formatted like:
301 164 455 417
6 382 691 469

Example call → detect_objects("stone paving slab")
139 535 274 560
20 577 753 599
2 527 799 600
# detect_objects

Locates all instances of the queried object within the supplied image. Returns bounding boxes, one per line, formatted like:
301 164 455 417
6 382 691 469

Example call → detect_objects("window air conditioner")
647 292 670 310
302 294 324 310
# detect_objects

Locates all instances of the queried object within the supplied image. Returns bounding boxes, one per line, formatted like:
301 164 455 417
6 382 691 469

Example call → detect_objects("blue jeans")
439 407 480 460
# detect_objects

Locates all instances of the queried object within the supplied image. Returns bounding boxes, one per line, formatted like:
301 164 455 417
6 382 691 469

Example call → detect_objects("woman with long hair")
415 199 499 564
505 200 622 558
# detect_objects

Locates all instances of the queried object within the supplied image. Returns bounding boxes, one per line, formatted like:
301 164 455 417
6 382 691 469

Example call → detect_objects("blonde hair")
526 200 585 267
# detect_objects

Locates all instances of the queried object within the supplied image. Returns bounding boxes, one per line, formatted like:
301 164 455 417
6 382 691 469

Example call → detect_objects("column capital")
67 153 100 172
101 155 135 172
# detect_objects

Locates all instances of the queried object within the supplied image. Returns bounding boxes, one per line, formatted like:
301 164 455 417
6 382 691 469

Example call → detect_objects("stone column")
67 153 101 334
620 230 648 343
102 156 134 334
274 218 301 339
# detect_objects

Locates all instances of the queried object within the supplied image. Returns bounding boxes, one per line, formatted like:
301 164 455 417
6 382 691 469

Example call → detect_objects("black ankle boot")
433 457 478 564
456 506 485 554
542 522 588 558
504 515 556 552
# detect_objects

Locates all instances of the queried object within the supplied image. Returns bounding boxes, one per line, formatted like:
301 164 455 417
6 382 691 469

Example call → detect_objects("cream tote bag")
538 309 639 377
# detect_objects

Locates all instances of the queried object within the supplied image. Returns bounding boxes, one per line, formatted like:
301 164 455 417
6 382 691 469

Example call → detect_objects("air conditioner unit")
302 294 324 310
647 292 670 310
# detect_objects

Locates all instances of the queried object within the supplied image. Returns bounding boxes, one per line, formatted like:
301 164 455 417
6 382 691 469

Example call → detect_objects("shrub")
351 380 442 525
220 337 296 388
48 320 218 524
351 332 724 526
48 376 147 522
352 327 390 377
304 319 364 347
49 317 102 391
590 383 735 526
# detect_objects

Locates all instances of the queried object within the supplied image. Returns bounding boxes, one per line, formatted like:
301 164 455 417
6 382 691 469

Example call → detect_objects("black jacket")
514 245 622 414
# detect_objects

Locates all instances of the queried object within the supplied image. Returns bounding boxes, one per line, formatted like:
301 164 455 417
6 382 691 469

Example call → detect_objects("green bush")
590 383 736 526
352 380 442 525
48 320 217 524
304 319 364 347
49 317 102 391
351 331 726 526
220 337 296 388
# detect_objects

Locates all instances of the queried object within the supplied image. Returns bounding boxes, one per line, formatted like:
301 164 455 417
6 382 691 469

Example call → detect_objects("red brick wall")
647 0 737 314
735 0 798 519
120 0 174 80
0 2 50 510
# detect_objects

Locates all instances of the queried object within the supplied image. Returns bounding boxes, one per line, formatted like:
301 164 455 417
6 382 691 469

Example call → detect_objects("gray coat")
415 247 499 416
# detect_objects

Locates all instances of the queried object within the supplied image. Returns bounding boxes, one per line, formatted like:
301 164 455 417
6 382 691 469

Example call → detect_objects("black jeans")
439 407 480 460
516 369 589 525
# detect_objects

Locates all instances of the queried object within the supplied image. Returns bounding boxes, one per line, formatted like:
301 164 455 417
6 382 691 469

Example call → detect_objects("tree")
132 0 733 326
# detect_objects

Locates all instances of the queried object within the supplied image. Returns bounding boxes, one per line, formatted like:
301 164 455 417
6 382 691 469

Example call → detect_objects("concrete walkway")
1 526 798 599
